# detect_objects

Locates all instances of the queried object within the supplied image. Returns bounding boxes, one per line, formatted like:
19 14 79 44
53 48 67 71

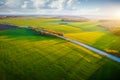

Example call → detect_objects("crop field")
0 17 120 80
0 18 120 54
65 22 120 52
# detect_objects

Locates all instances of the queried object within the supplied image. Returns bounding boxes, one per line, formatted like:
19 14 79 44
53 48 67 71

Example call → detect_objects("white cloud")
0 0 116 18
50 1 57 9
31 0 51 10
1 0 80 11
49 0 78 10
67 0 74 8
58 0 67 10
0 1 4 5
21 1 28 8
5 0 22 8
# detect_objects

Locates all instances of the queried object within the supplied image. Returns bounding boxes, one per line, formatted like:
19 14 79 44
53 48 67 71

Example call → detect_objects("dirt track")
0 24 17 31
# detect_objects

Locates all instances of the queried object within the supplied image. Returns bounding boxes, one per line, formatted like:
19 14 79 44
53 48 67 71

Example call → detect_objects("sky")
0 0 120 19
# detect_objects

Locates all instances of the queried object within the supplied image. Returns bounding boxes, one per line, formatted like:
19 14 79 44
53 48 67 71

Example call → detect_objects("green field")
1 18 120 53
0 17 120 80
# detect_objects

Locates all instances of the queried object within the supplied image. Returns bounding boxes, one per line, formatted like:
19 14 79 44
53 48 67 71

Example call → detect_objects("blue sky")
0 0 120 18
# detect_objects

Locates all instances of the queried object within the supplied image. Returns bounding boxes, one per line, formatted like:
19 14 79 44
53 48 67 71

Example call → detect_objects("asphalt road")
58 35 120 62
25 26 120 63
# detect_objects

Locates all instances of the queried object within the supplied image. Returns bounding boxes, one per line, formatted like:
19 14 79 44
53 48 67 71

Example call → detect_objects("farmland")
0 17 120 80
0 17 120 55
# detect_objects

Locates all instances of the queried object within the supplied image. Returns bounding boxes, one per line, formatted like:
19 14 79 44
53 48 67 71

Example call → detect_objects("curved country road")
22 26 120 63
57 35 120 63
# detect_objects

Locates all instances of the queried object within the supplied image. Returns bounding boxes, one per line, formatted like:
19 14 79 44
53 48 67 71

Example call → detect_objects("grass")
65 22 120 53
66 32 105 45
0 17 120 80
0 18 120 53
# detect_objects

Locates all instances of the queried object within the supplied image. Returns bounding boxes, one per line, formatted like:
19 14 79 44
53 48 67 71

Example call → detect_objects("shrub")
112 29 120 36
